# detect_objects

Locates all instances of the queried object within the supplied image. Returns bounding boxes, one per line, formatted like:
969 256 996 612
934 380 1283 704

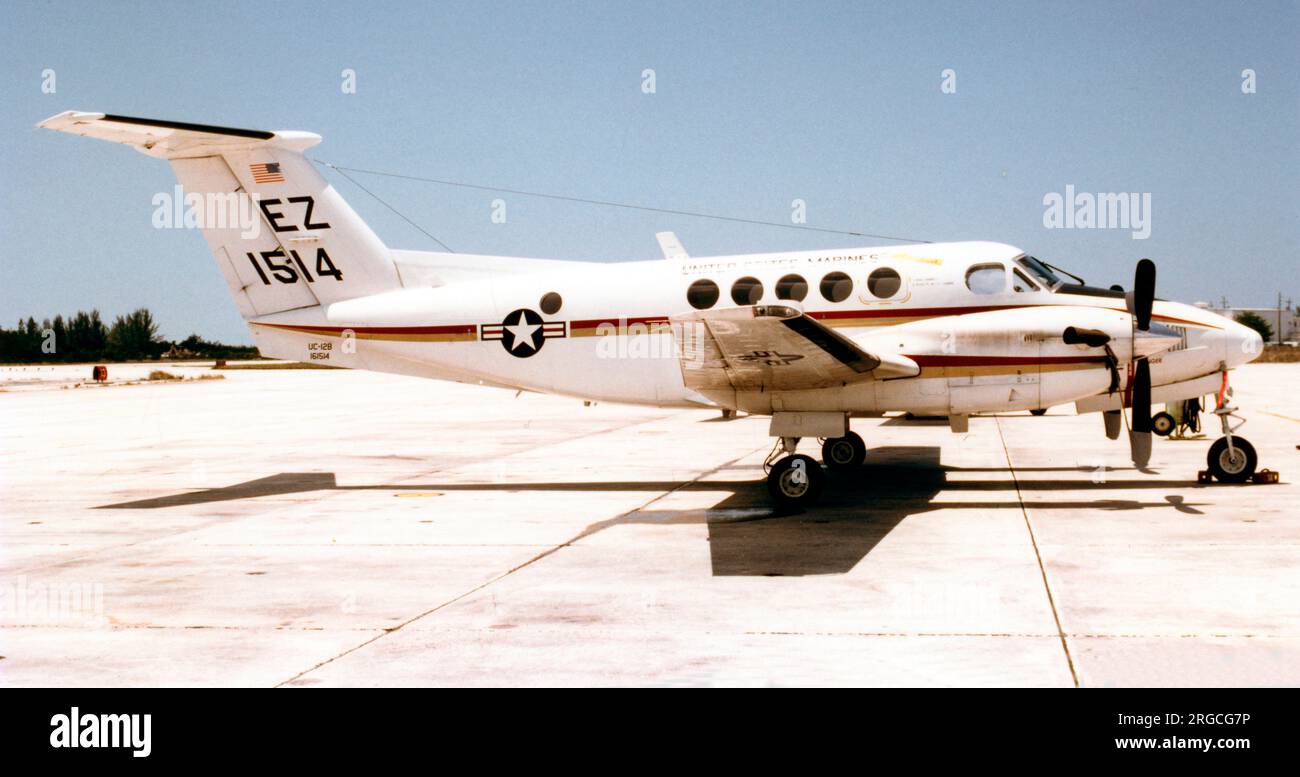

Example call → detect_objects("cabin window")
867 267 901 298
730 276 764 305
775 273 808 301
539 292 563 314
687 278 720 309
965 263 1006 295
819 271 853 302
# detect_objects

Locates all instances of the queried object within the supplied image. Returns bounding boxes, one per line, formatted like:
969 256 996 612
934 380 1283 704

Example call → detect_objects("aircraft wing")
669 305 918 391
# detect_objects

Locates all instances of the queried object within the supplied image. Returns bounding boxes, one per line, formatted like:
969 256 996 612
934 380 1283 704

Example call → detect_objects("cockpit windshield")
1017 256 1064 289
1015 255 1128 299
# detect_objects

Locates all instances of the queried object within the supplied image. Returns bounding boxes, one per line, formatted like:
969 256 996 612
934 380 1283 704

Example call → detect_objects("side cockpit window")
1012 269 1039 293
965 263 1006 295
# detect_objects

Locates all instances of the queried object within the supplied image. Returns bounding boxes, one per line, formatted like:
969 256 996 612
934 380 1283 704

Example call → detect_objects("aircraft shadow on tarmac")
96 446 1210 577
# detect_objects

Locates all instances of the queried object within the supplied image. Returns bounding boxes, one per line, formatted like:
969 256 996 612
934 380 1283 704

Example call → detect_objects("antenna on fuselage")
655 232 689 261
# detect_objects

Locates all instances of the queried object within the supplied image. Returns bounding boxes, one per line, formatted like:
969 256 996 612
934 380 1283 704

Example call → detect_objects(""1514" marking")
246 247 343 285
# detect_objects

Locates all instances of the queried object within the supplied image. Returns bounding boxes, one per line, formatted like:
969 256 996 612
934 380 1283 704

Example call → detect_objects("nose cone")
1225 319 1265 366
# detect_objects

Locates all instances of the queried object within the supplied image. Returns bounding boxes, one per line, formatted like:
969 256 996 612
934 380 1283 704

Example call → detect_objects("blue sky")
2 0 1296 343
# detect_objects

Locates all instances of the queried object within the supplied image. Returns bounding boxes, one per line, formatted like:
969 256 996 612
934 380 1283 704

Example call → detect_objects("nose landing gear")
1203 370 1261 483
1207 435 1257 483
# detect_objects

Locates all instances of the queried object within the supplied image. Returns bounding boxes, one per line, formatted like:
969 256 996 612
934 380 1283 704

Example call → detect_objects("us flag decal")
249 162 284 183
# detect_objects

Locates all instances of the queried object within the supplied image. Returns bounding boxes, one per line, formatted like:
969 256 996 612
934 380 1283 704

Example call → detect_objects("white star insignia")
505 320 541 351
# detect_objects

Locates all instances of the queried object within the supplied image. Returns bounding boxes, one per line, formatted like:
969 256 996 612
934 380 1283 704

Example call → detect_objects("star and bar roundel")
480 308 566 357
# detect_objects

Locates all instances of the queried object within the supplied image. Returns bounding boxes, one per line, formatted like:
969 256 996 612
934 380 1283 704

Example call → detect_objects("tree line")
0 308 259 363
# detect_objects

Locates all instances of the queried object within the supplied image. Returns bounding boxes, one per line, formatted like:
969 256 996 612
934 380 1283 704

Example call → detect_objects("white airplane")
40 111 1267 508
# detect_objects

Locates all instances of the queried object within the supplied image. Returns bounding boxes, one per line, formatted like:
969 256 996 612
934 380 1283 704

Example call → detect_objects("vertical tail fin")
38 111 403 318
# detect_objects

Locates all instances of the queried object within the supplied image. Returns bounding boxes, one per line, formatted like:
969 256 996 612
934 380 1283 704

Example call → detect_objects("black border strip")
101 114 274 140
781 315 878 373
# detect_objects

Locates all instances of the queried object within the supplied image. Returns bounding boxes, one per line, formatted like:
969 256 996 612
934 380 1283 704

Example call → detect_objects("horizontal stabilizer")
38 111 320 159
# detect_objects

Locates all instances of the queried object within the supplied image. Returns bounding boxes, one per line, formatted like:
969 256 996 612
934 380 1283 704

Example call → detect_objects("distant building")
1194 301 1298 344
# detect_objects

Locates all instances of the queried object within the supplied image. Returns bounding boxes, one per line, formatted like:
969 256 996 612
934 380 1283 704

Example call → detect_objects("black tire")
821 431 866 470
1151 411 1175 437
1207 436 1257 483
1029 408 1048 416
767 454 825 509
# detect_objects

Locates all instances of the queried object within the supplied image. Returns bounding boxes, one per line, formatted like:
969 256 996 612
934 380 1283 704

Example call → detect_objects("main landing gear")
1151 411 1176 437
766 450 825 509
821 431 866 471
764 430 865 509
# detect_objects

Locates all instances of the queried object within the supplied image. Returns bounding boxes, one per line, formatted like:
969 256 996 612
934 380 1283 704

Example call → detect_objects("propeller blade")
1129 429 1152 469
1132 358 1152 432
1129 358 1152 467
1127 258 1155 331
1103 409 1122 440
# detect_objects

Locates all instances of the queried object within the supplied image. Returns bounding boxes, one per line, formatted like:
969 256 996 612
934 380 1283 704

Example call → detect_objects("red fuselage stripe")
255 304 1216 338
256 322 476 335
907 354 1108 367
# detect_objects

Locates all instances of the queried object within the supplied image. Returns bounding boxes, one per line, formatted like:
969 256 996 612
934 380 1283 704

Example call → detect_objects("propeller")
1125 259 1156 467
1060 258 1157 466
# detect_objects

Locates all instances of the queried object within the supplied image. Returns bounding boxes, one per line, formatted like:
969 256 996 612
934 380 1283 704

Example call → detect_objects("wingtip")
37 110 106 130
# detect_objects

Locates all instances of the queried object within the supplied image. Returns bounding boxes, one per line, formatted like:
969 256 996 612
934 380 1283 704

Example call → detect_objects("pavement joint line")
273 445 766 688
2 410 693 579
995 416 1080 688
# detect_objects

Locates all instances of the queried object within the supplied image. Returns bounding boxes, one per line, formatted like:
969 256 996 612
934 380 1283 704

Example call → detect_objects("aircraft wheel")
767 454 825 509
821 431 866 470
1151 412 1175 437
1207 436 1257 483
1029 408 1048 416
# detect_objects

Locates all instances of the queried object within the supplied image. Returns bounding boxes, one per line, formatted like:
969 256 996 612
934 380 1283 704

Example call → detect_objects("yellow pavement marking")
1260 411 1300 424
